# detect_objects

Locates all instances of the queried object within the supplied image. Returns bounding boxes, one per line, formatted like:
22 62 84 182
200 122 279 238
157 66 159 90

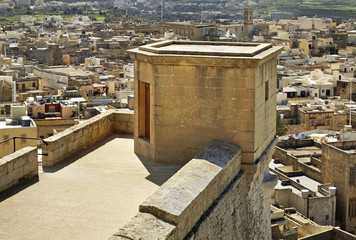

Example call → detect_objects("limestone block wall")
130 42 282 165
113 110 134 134
34 118 77 139
273 146 323 182
185 172 248 239
273 146 299 170
110 138 276 240
243 138 277 240
42 110 133 167
142 59 277 164
111 141 244 240
322 142 356 232
0 147 38 193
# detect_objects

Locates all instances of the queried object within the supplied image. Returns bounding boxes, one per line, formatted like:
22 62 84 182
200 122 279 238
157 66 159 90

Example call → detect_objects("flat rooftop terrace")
0 135 181 240
285 146 321 156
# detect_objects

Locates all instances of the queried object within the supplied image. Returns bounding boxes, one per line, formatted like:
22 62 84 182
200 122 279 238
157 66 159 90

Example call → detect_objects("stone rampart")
42 109 133 167
110 138 276 240
110 141 244 240
0 147 38 193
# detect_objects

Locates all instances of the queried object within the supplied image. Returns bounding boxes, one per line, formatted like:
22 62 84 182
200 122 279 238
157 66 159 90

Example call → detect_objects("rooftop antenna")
200 5 203 25
161 0 163 22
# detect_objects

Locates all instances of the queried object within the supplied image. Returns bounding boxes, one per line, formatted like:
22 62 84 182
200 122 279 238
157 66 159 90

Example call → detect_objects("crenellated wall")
0 147 38 193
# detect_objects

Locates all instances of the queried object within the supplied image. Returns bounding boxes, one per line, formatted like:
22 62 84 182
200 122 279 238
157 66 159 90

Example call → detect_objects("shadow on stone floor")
42 134 133 173
137 155 182 187
0 175 39 203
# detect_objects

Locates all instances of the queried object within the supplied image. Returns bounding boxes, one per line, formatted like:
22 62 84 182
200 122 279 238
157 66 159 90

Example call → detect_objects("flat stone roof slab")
137 40 272 57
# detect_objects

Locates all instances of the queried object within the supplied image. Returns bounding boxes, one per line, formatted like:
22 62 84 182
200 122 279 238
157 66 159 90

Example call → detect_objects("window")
317 120 322 126
325 215 329 221
338 123 343 128
311 120 314 126
310 216 314 221
265 80 269 101
327 120 330 125
32 83 36 87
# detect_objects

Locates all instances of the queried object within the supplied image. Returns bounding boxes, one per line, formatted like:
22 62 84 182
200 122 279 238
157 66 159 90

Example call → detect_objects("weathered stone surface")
184 172 247 240
110 213 176 240
42 110 133 167
0 147 38 194
130 40 282 165
139 141 241 239
242 137 277 240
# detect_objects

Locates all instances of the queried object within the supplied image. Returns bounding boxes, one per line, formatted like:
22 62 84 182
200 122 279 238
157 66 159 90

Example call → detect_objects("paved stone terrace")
0 135 181 240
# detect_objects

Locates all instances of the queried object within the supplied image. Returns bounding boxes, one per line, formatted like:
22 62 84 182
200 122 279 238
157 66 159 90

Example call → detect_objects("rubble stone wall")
0 147 37 193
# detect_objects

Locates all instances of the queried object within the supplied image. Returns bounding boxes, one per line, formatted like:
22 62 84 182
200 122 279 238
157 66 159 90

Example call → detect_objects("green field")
0 9 111 24
257 0 356 17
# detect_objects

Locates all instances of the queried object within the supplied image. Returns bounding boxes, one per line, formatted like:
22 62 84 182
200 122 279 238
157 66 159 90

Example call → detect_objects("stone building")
243 7 254 39
0 76 14 102
0 105 37 157
129 40 282 165
125 40 282 239
322 141 356 233
278 104 348 135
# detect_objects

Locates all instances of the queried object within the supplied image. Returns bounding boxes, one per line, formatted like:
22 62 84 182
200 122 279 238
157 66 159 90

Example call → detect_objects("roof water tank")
301 189 309 199
21 116 31 127
329 187 336 196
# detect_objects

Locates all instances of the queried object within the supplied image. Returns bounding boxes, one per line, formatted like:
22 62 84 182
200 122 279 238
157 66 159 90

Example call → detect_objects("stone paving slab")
0 135 181 240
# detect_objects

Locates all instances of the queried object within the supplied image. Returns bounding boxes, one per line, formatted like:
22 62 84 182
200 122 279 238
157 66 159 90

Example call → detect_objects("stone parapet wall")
0 147 38 193
110 139 276 240
113 110 134 134
42 109 133 167
110 141 243 240
185 172 247 239
274 146 323 182
242 138 277 240
273 146 299 170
